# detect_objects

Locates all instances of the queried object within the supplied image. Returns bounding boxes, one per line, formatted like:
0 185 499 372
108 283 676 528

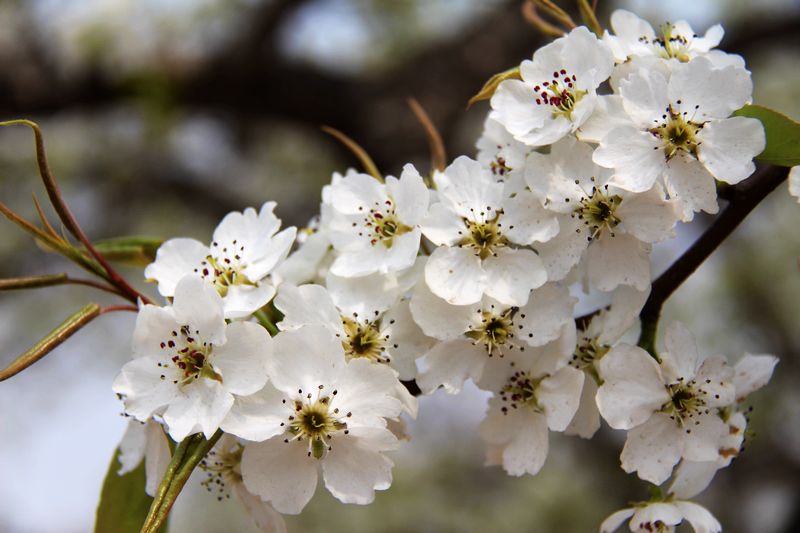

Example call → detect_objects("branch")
637 164 790 353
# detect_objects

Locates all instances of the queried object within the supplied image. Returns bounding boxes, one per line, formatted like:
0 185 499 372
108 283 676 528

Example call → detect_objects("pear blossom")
669 353 778 498
595 322 735 484
600 497 721 533
526 136 678 289
490 26 615 147
273 281 432 415
476 116 531 195
565 286 650 438
420 156 558 306
327 164 429 277
145 202 296 319
604 9 745 69
239 325 403 514
592 57 765 220
411 280 576 394
112 276 273 441
479 326 583 476
789 166 800 203
200 435 287 533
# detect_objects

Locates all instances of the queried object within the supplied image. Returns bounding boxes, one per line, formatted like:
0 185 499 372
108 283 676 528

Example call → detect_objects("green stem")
254 309 279 336
139 430 223 533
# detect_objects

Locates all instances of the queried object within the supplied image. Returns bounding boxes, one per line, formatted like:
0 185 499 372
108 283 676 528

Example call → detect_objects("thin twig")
522 0 567 37
100 304 139 314
321 126 383 182
407 98 447 172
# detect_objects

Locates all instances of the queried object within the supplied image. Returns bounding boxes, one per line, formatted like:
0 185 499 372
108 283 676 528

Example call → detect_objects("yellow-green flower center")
288 394 348 459
466 307 516 357
341 317 389 364
500 370 543 414
573 182 623 240
650 107 702 161
459 213 508 260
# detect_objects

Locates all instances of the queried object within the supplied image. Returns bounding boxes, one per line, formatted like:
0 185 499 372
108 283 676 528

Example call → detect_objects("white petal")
213 322 270 396
382 299 435 380
577 95 630 143
417 340 487 394
420 202 467 246
674 501 722 533
132 304 179 359
387 164 429 224
113 356 181 422
246 227 297 281
117 421 147 475
596 285 650 345
664 155 719 221
617 187 678 243
269 326 344 396
681 412 728 462
599 507 635 533
241 438 319 515
483 248 547 306
326 271 405 317
562 26 615 88
501 190 559 245
274 283 342 334
669 460 721 500
221 384 287 442
143 422 171 497
661 321 700 383
539 366 584 431
332 358 405 425
490 79 549 141
565 376 601 439
144 238 209 297
630 502 683 530
533 215 587 281
425 246 487 305
233 482 288 533
223 283 276 320
382 229 422 274
516 283 576 347
669 57 753 120
789 166 800 202
619 67 669 126
172 276 226 346
693 355 735 407
409 281 473 341
697 117 764 184
596 344 669 430
435 156 505 221
321 432 395 505
329 244 389 278
586 232 651 292
329 173 386 214
163 379 234 441
733 353 778 401
595 126 665 192
501 411 550 476
621 412 683 484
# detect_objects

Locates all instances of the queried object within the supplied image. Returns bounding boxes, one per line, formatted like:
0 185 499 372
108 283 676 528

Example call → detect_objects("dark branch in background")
636 164 790 354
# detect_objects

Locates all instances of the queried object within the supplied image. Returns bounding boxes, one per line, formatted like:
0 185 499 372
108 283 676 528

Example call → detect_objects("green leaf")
95 446 166 533
467 66 521 108
734 104 800 167
93 236 163 266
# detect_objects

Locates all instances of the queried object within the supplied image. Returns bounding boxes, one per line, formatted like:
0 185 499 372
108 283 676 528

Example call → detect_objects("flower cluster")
110 9 780 533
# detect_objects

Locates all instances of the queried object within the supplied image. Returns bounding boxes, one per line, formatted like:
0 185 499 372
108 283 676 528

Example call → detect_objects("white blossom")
239 325 403 514
411 279 576 394
790 166 800 203
478 324 582 476
600 498 721 533
145 202 296 318
490 26 615 147
476 116 531 195
327 164 429 277
595 322 735 484
113 276 273 441
593 57 764 220
421 156 557 306
527 136 677 289
117 419 171 497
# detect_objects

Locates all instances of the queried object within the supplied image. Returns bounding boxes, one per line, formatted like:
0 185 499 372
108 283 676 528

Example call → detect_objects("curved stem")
636 164 789 355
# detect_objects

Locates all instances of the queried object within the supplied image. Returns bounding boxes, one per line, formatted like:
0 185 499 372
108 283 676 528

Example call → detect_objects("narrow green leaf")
734 104 800 167
0 303 101 381
0 273 68 291
95 447 164 533
468 66 521 108
93 236 163 266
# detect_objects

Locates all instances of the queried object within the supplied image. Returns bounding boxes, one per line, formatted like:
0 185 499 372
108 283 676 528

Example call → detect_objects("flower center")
194 240 255 297
362 199 412 248
490 154 512 177
158 325 221 386
499 371 542 414
466 307 517 357
570 336 610 380
285 388 349 459
200 442 243 501
650 105 703 160
341 317 390 364
459 212 507 260
655 23 693 62
661 378 712 427
572 181 623 240
532 69 587 119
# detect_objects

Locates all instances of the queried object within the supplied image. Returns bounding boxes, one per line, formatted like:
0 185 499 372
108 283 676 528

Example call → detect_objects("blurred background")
1 0 799 531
